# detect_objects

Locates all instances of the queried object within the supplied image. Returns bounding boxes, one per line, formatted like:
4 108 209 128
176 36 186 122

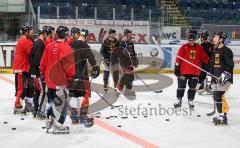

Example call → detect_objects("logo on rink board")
0 45 14 69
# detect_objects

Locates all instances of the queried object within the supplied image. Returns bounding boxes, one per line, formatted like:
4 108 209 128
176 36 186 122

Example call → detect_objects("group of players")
12 24 138 134
174 29 234 125
12 23 233 135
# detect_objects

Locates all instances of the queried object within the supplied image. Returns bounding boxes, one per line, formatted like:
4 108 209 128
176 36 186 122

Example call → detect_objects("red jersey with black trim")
176 43 209 76
13 36 33 73
40 41 75 89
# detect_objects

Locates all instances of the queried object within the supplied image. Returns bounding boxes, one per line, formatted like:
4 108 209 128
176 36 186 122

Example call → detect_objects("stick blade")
206 110 215 116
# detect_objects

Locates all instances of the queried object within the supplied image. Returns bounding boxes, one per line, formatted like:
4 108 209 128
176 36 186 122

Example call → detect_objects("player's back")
41 41 74 88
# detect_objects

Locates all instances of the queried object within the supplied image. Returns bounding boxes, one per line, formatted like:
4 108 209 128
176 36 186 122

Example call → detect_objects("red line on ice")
0 75 15 85
0 74 159 148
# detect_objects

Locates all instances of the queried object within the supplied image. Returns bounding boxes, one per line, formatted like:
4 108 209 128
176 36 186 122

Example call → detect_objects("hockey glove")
133 57 139 68
91 65 100 78
206 74 212 86
174 63 180 77
219 71 231 86
56 85 66 97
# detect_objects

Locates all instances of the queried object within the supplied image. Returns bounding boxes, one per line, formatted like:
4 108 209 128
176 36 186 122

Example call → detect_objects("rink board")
0 43 239 74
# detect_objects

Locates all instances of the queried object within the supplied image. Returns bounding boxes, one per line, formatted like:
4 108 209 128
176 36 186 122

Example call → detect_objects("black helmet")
42 25 48 31
215 32 227 42
71 27 80 34
49 26 55 32
42 26 52 34
188 29 198 41
200 30 209 40
20 25 32 34
56 26 69 39
108 28 116 34
80 29 89 37
35 29 44 37
124 29 132 36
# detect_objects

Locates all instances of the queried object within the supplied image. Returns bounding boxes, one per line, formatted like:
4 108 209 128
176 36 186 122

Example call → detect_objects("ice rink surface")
0 74 239 148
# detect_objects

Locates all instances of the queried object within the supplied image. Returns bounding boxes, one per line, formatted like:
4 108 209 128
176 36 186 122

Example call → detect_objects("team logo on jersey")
189 50 196 59
214 54 221 67
52 48 57 54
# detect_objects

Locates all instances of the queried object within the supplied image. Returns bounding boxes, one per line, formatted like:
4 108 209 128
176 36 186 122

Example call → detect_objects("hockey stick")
91 87 123 109
134 74 163 93
206 101 216 116
68 77 122 109
123 42 163 93
152 36 219 80
152 36 223 115
89 78 123 109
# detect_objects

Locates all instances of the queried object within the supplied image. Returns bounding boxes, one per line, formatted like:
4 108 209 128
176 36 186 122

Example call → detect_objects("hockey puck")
95 116 100 118
117 125 122 128
110 116 114 118
41 126 46 129
143 116 148 118
12 128 16 130
3 121 8 124
20 118 24 120
121 116 128 119
165 118 170 121
106 117 110 119
197 115 201 117
113 116 118 118
133 116 138 119
147 103 151 105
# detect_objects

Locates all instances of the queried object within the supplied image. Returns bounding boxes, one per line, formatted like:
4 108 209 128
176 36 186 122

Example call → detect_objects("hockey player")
66 27 80 45
210 32 234 125
174 29 209 109
29 29 46 118
44 26 55 47
116 29 138 97
100 28 120 93
38 26 55 115
198 30 213 94
13 25 34 114
40 26 75 134
70 29 100 127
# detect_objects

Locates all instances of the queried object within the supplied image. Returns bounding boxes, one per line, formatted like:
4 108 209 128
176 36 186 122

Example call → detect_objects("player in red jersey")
173 29 209 109
13 25 34 114
40 26 75 134
66 27 80 46
43 26 55 47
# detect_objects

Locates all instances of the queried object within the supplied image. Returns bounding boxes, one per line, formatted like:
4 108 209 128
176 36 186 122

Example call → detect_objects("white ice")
0 74 239 148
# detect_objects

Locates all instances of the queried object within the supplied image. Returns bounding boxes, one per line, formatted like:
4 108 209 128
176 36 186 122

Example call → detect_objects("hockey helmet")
124 29 132 36
71 27 80 34
42 26 52 34
200 30 210 40
80 29 89 37
188 29 198 41
214 32 227 42
56 26 69 39
20 25 32 34
108 28 116 34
